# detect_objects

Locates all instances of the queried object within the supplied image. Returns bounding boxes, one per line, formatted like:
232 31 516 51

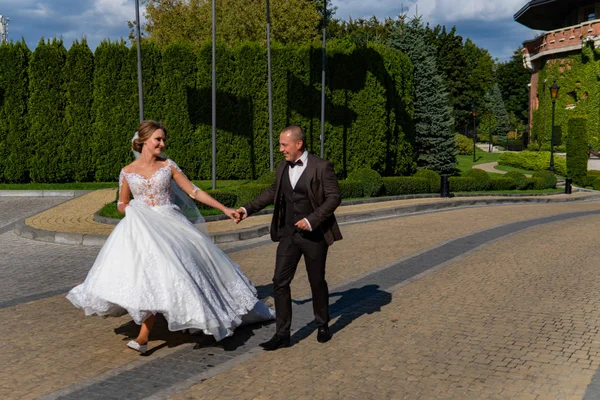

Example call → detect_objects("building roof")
515 0 595 31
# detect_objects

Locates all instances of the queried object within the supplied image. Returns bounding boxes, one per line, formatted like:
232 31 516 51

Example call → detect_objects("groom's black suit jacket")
243 153 342 246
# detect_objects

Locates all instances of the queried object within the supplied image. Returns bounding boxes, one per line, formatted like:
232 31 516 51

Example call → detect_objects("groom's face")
279 132 303 162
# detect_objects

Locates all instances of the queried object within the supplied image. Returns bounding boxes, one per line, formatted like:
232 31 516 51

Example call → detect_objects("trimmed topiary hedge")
567 116 588 186
414 169 440 193
498 151 566 176
196 190 238 210
235 183 272 207
449 176 478 192
504 171 529 190
381 177 429 195
489 178 516 191
347 168 383 197
339 180 364 199
531 170 557 189
462 168 491 191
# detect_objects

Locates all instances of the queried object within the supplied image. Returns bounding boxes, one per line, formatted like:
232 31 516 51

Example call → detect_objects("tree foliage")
28 39 68 183
142 0 322 50
0 40 30 182
390 16 456 174
496 48 530 123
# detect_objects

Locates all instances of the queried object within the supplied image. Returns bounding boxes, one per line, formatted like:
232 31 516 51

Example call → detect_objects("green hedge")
489 178 516 191
28 39 68 183
235 183 272 207
504 171 529 190
567 116 588 186
414 169 440 193
449 176 478 192
462 168 491 191
498 151 567 176
0 40 30 182
382 176 429 195
531 170 557 189
0 39 415 183
339 180 364 199
196 190 238 210
347 168 383 197
456 133 473 155
64 39 94 182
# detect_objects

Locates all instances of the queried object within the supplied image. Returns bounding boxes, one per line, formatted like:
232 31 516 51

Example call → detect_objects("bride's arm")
169 161 238 219
117 170 131 214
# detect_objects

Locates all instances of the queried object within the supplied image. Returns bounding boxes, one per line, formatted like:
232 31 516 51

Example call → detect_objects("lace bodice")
120 159 181 207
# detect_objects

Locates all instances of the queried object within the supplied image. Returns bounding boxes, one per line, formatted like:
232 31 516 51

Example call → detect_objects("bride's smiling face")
143 129 166 156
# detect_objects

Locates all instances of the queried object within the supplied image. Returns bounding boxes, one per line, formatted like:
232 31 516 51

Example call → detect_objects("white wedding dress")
67 159 274 341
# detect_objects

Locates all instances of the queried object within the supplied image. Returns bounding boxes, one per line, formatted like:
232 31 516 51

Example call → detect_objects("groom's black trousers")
274 230 329 336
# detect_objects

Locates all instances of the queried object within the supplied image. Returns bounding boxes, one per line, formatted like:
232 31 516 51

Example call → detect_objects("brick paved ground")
3 198 600 399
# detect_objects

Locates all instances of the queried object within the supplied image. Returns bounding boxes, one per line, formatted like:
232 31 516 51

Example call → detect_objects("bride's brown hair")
132 120 168 153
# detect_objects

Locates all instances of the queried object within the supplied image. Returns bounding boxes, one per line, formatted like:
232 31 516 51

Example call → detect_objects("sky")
0 0 540 62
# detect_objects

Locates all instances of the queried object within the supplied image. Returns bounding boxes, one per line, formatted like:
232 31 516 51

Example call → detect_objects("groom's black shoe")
260 334 290 351
317 326 331 343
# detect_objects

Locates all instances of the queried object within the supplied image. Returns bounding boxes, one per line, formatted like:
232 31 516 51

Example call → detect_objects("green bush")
0 40 30 183
339 180 364 199
382 177 429 195
527 142 540 151
414 169 440 193
462 168 491 191
498 151 566 176
347 168 383 197
235 183 271 207
196 190 238 210
449 176 478 192
531 170 557 189
456 133 473 155
504 171 529 190
593 179 600 191
27 39 68 182
567 116 588 186
489 178 516 191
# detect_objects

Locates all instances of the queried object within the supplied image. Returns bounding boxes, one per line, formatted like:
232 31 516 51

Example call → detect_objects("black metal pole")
135 0 144 122
266 0 274 171
211 0 217 189
488 114 492 153
320 0 327 159
472 116 477 163
550 98 556 172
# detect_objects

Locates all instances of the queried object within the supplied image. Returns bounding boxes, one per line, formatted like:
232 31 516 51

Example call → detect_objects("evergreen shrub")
414 169 440 193
339 180 364 199
566 116 588 186
347 168 383 197
382 177 429 195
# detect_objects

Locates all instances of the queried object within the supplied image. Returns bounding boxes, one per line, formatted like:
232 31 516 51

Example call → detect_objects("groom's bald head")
281 125 306 151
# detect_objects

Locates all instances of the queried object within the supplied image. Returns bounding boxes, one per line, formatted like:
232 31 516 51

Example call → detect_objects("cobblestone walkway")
4 199 600 399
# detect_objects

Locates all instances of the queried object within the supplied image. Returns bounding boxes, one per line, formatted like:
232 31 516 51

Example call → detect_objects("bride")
67 120 274 354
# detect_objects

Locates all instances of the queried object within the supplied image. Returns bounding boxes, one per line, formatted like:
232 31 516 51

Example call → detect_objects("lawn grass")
456 150 501 174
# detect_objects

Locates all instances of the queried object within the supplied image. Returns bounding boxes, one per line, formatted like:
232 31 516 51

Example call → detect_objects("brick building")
516 0 600 135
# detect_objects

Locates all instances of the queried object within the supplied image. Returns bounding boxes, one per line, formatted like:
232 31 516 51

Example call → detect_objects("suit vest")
280 166 314 237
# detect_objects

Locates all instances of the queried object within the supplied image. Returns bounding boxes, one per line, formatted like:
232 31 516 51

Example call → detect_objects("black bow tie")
288 159 303 168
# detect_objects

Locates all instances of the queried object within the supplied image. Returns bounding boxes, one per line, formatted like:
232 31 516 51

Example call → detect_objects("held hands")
234 208 246 224
223 208 240 221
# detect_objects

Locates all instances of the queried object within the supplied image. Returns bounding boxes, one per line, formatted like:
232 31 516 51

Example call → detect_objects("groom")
236 125 342 351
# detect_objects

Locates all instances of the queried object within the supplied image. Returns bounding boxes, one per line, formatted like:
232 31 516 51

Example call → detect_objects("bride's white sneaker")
127 340 148 354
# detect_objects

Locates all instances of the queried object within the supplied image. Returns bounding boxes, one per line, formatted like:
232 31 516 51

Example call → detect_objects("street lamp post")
549 78 560 172
211 0 217 189
134 0 144 122
266 0 274 172
487 110 492 153
320 0 327 159
472 105 477 163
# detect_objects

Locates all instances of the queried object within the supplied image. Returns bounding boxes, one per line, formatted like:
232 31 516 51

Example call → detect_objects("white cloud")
331 0 528 24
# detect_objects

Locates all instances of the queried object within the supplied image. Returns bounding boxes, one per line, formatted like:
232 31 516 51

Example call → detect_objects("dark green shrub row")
498 151 566 176
414 169 440 193
451 169 557 192
382 177 429 195
347 168 383 197
0 40 415 182
339 180 364 199
566 116 588 186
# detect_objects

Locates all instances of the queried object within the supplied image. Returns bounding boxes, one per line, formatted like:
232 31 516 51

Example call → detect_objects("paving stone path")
4 197 600 399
